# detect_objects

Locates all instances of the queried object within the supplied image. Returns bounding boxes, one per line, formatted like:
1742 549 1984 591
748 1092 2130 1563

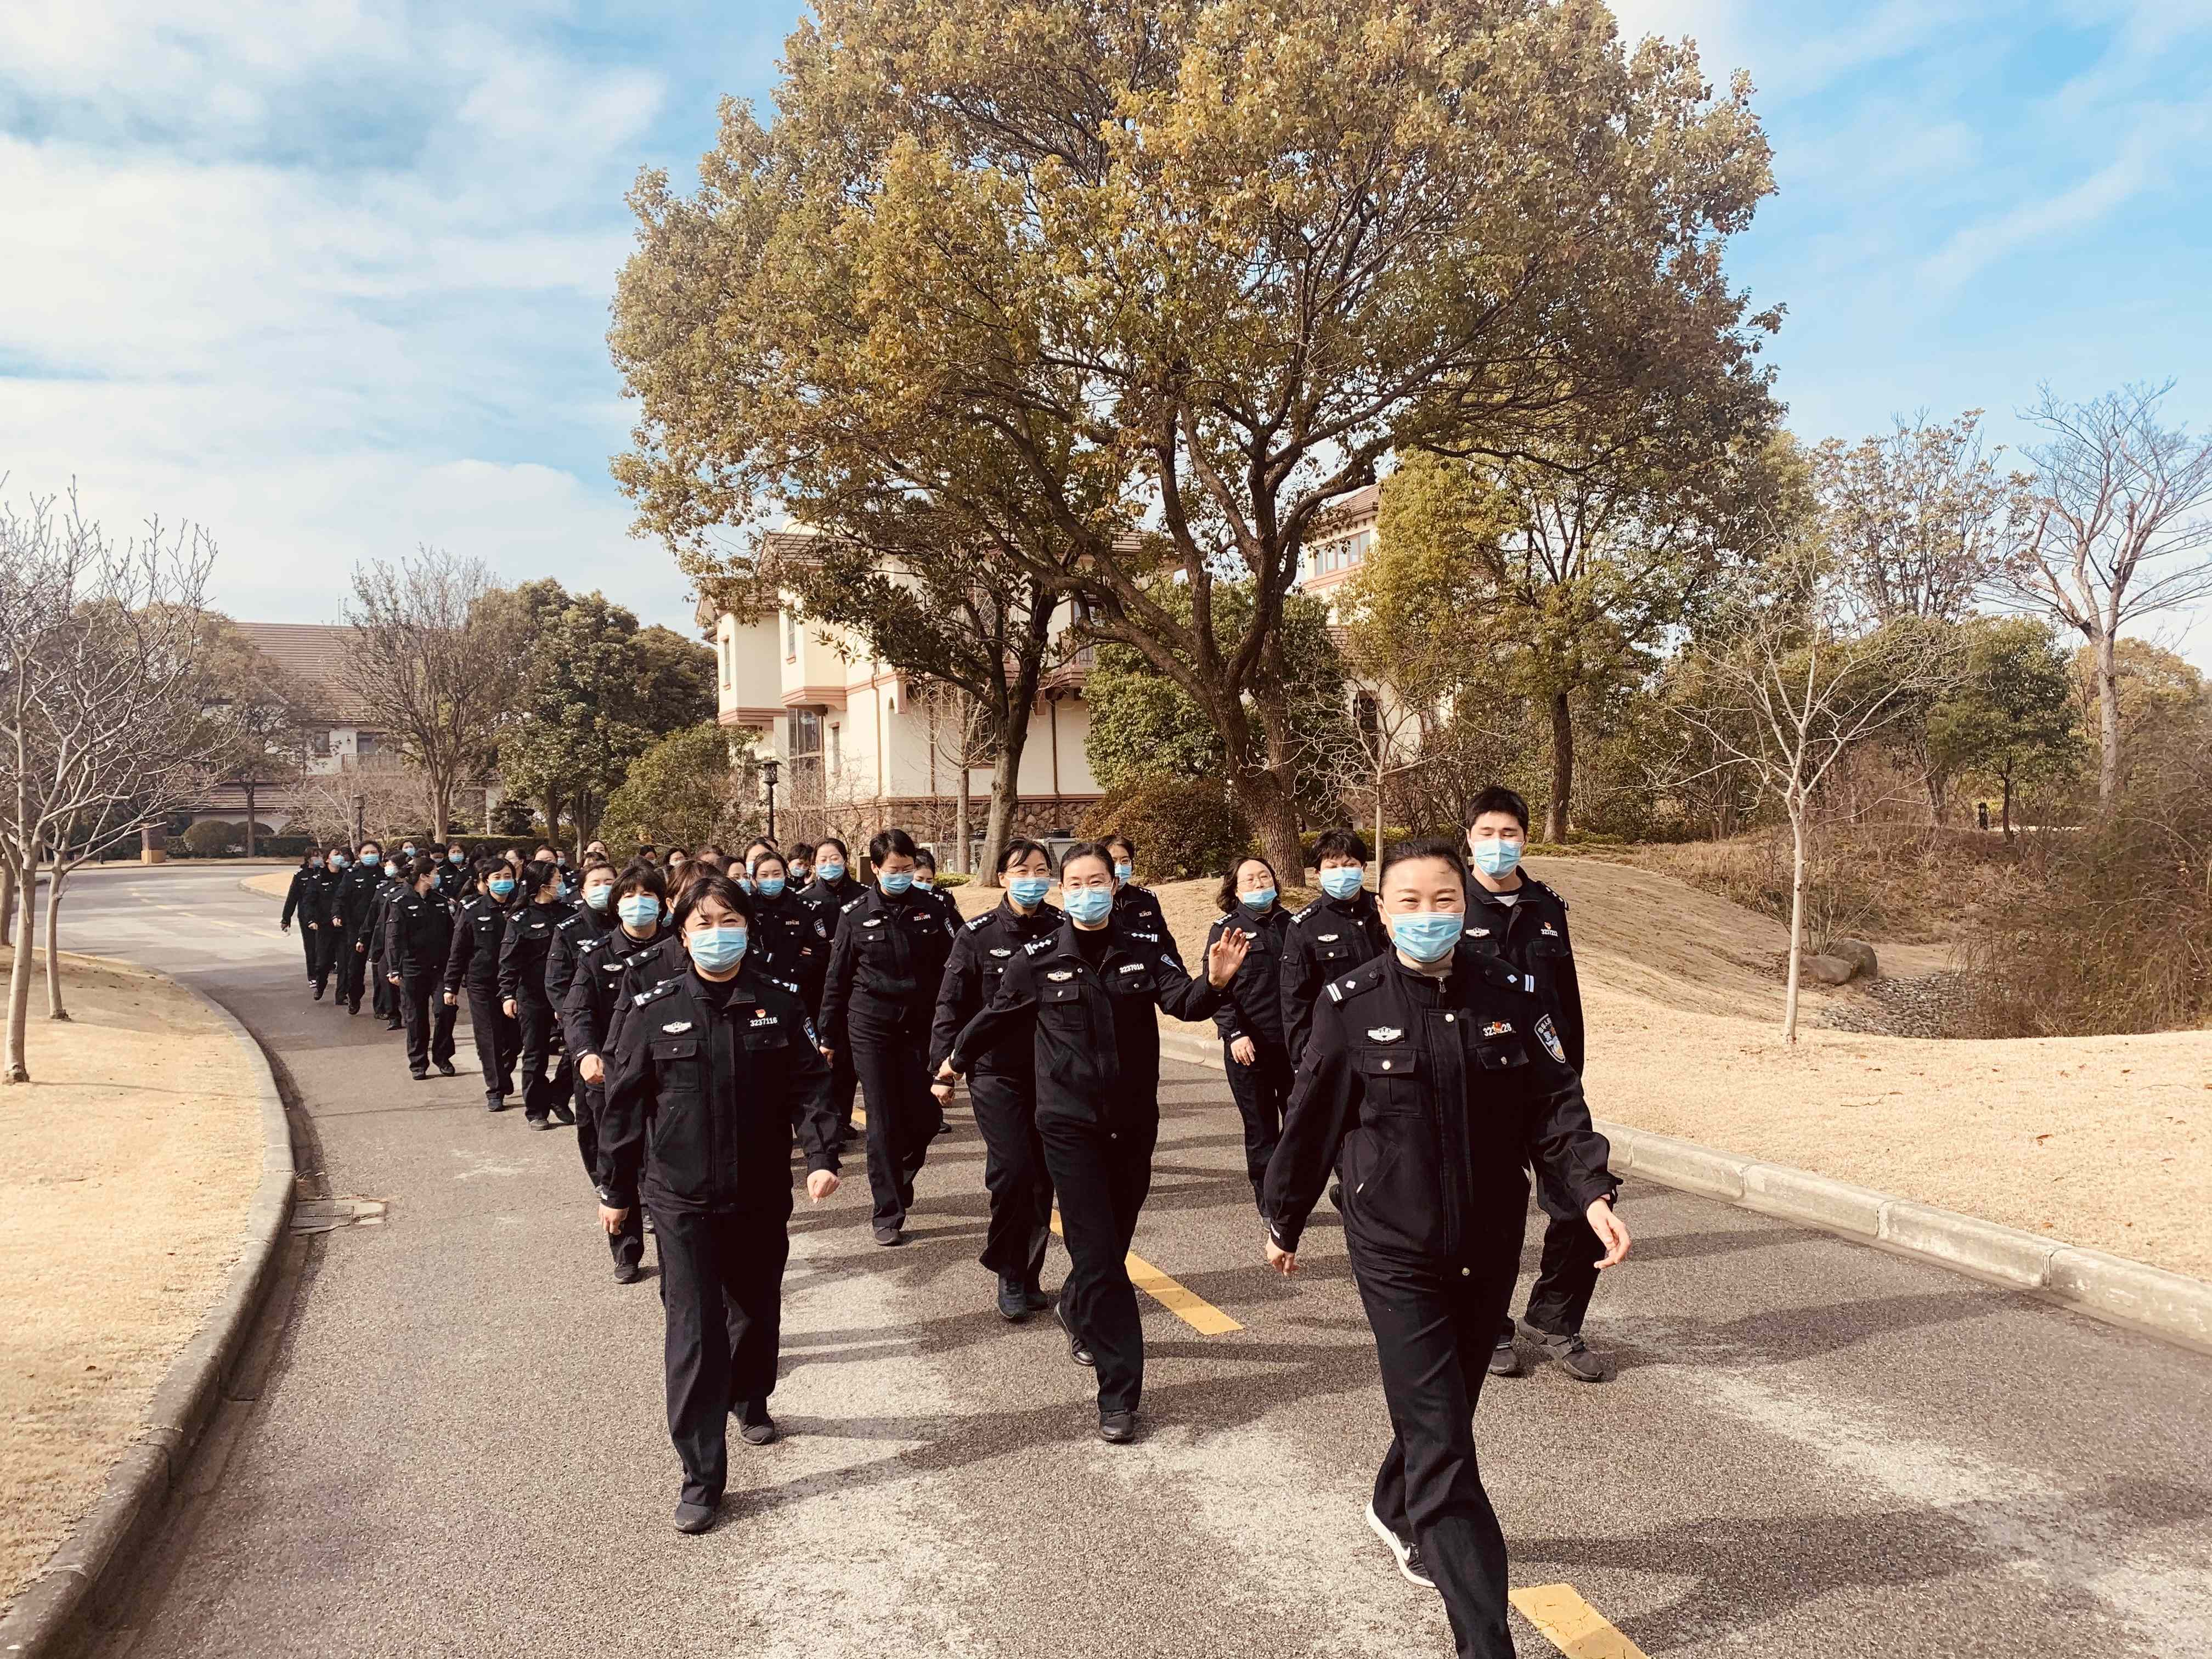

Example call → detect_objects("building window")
784 611 798 662
828 723 841 770
719 628 732 690
787 708 822 800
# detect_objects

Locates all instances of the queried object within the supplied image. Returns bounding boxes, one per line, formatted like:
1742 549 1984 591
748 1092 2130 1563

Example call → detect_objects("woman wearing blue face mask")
498 859 577 1129
1279 828 1390 1068
1207 855 1296 1214
1261 837 1627 1656
280 849 337 998
444 857 524 1111
1101 832 1187 970
909 848 963 930
797 837 862 1141
597 873 842 1535
744 852 831 1013
927 838 1063 1321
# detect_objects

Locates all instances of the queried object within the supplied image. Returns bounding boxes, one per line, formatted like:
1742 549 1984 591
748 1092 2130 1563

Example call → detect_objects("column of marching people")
276 794 1630 1659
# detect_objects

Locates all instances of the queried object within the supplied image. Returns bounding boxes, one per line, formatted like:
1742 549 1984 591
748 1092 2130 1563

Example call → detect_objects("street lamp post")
761 757 780 843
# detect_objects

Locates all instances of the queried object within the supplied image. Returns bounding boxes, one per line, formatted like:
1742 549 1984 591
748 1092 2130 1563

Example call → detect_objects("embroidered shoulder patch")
1534 1014 1566 1063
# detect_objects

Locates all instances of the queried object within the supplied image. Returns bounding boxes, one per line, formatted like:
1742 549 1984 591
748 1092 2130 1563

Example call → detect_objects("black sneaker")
550 1103 574 1125
410 1069 428 1081
1054 1299 1094 1368
1023 1283 1051 1313
1533 1330 1609 1383
1364 1503 1435 1588
873 1226 907 1248
436 1061 457 1077
486 1094 507 1113
1328 1180 1344 1210
996 1275 1030 1322
613 1261 642 1285
734 1401 778 1446
1097 1410 1137 1444
526 1115 552 1131
311 983 324 1001
1488 1335 1524 1378
673 1498 718 1534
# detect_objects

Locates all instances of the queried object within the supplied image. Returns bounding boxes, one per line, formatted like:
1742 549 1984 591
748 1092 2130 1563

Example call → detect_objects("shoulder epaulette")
1327 957 1391 1003
1022 935 1056 956
840 894 866 913
1292 900 1321 923
631 975 684 1009
578 935 608 957
965 913 990 930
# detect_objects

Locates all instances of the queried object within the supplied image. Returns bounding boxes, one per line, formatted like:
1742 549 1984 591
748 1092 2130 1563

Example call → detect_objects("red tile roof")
233 622 378 726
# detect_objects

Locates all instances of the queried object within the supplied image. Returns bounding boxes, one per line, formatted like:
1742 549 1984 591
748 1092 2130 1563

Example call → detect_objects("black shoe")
1328 1180 1344 1210
436 1060 457 1077
734 1402 778 1446
1365 1503 1435 1587
1024 1283 1051 1313
1488 1335 1524 1378
613 1261 642 1285
642 1212 654 1235
873 1226 907 1248
487 1094 507 1113
1533 1329 1609 1383
410 1068 428 1080
550 1103 574 1125
934 1120 952 1136
996 1276 1030 1322
384 1020 403 1031
1055 1300 1094 1368
673 1498 719 1534
1097 1410 1137 1444
312 983 324 1001
526 1115 552 1131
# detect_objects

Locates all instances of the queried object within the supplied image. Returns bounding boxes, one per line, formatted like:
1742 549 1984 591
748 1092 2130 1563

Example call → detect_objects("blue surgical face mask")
1470 837 1524 878
686 924 747 973
384 863 399 879
1113 861 1133 882
309 857 324 868
754 876 786 900
1390 909 1465 963
879 870 914 895
1319 866 1364 901
584 883 612 911
1064 886 1113 926
449 849 465 864
1240 887 1277 913
488 877 516 899
1007 875 1052 909
331 855 349 868
817 859 845 883
618 894 661 930
737 876 753 894
913 877 934 891
402 845 416 857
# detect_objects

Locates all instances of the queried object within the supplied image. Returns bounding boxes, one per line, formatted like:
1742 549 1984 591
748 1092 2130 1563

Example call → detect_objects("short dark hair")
1102 832 1137 862
816 837 848 861
913 847 937 874
751 849 788 879
998 837 1054 874
407 855 441 883
473 854 507 880
868 828 919 867
1313 828 1370 866
1465 787 1530 833
672 871 754 932
1216 854 1280 916
612 862 667 904
1059 839 1118 883
1380 836 1468 885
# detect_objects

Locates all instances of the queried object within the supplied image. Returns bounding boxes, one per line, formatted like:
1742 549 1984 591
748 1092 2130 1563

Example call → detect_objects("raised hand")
1206 926 1250 988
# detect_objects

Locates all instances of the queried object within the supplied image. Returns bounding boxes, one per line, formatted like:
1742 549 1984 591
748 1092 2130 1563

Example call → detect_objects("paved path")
50 869 2212 1657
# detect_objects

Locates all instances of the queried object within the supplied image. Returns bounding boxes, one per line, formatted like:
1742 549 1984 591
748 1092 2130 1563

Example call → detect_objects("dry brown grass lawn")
0 950 263 1614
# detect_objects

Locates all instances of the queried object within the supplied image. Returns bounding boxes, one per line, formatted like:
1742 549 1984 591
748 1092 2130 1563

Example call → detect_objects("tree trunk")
1228 761 1305 891
1544 690 1573 843
2094 628 2121 809
2000 772 2016 840
1781 804 1807 1045
244 781 258 857
1925 769 1948 827
42 861 66 1021
955 766 972 876
4 850 36 1082
0 857 12 949
979 713 1033 889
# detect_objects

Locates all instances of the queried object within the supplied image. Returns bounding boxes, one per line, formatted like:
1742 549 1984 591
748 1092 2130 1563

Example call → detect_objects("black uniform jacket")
497 899 575 1003
1464 873 1585 1074
797 873 864 941
443 894 514 994
602 934 692 1063
928 899 1063 1077
750 890 833 1009
1279 889 1390 1063
383 885 455 978
916 885 963 932
1262 945 1616 1261
949 919 1223 1127
597 966 839 1214
1110 882 1186 968
1206 904 1288 1048
365 877 407 964
818 887 957 1046
561 922 672 1065
280 866 330 929
333 863 381 934
546 904 610 1019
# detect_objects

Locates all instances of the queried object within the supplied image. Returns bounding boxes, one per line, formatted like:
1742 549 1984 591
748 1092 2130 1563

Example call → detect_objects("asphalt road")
49 867 2212 1657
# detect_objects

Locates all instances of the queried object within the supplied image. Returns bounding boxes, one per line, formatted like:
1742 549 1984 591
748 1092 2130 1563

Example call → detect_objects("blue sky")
2 1 2208 654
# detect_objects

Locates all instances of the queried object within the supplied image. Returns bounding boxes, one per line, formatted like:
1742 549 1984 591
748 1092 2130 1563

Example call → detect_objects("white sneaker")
1364 1502 1435 1588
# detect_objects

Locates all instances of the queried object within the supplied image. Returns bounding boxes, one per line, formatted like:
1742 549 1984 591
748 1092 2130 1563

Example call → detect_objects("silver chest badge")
989 948 1013 958
1317 932 1340 942
661 1020 693 1034
1366 1026 1403 1042
1046 969 1075 982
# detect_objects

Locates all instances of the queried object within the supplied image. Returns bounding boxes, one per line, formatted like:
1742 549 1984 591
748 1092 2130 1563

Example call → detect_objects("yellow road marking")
1510 1585 1647 1659
1050 1210 1243 1335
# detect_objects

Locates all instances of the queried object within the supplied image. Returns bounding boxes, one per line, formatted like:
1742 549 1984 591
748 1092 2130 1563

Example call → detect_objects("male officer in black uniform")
1102 832 1186 968
1458 787 1601 1382
1279 828 1390 1062
817 830 956 1246
331 838 384 1014
444 856 520 1110
929 838 1062 1319
798 837 864 1141
384 856 459 1079
1262 837 1626 1659
566 863 670 1283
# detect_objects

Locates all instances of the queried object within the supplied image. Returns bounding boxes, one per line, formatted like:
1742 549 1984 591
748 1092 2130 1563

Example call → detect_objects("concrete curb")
0 969 295 1655
1158 1024 2212 1358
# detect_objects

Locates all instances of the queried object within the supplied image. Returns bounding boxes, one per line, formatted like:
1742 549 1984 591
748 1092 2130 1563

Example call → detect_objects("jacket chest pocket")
1356 1046 1425 1114
1039 980 1086 1027
1106 964 1155 1001
742 1022 789 1053
651 1036 702 1080
1312 940 1357 972
1470 1038 1527 1073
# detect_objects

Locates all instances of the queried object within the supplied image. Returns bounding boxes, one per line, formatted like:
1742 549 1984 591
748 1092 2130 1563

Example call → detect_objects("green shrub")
180 820 245 857
1081 778 1251 881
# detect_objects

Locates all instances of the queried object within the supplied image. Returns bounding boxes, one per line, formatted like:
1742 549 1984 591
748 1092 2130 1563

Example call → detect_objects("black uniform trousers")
969 1068 1052 1285
464 983 518 1100
335 929 369 1010
850 1008 940 1231
575 1080 644 1270
1357 1229 1522 1659
398 972 458 1073
830 1045 859 1139
1222 1035 1295 1212
373 953 400 1022
298 921 327 987
1505 1211 1604 1342
651 1201 790 1508
515 991 571 1122
1037 1110 1158 1416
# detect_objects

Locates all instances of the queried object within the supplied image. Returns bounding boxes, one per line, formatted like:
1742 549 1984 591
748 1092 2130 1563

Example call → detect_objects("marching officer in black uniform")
817 830 956 1246
279 850 335 997
938 841 1246 1443
331 838 383 1014
1206 854 1295 1214
1262 837 1627 1659
566 864 672 1283
1280 829 1389 1063
909 847 964 930
444 857 521 1110
383 856 460 1079
499 859 575 1129
367 854 408 1029
1458 787 1602 1383
745 850 830 1008
928 838 1062 1321
798 837 864 1141
596 872 842 1535
1102 832 1186 968
434 842 470 898
545 860 618 1131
